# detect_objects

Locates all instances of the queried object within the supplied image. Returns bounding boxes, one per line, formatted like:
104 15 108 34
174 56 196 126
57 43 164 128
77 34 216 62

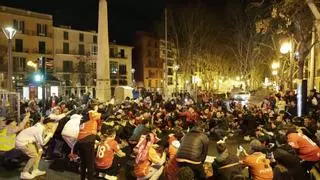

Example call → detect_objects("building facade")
53 26 133 97
0 6 133 98
159 39 178 94
0 5 54 94
133 32 163 91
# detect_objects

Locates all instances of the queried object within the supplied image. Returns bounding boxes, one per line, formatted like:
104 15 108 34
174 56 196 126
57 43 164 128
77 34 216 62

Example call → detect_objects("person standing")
15 118 49 179
77 99 101 180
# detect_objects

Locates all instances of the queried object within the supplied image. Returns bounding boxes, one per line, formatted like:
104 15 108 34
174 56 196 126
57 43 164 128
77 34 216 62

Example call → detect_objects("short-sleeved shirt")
287 133 320 161
243 152 273 180
95 139 120 169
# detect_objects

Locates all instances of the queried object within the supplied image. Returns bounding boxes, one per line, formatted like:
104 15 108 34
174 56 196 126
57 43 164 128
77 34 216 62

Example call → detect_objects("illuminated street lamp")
271 62 280 69
27 61 38 70
272 70 278 76
131 68 135 86
280 42 292 54
2 26 17 91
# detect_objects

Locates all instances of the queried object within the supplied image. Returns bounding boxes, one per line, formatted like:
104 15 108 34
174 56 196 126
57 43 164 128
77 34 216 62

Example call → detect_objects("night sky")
0 0 226 44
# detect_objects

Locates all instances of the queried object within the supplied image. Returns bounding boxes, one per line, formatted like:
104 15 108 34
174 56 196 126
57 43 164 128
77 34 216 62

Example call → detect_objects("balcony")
13 48 52 55
55 49 91 56
23 29 53 38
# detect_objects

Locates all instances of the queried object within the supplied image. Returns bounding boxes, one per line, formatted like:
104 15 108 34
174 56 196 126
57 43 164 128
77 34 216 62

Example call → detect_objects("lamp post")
2 27 17 91
271 61 280 91
131 68 135 87
280 38 294 90
173 64 179 93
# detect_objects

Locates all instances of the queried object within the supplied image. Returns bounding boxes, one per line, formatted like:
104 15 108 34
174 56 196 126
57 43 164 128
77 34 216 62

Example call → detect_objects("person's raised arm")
9 112 30 134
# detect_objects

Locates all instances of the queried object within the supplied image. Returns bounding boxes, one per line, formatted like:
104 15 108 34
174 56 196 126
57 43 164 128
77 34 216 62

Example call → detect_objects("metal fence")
0 90 20 121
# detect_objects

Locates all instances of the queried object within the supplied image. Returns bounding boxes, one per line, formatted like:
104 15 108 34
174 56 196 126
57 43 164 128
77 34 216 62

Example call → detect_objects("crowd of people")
0 89 319 180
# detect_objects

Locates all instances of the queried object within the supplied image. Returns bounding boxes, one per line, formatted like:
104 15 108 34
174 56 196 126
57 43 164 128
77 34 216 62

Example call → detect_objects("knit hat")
249 139 264 153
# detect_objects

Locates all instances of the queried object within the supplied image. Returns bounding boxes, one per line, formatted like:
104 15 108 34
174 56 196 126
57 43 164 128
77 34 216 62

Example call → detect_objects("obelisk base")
96 79 111 102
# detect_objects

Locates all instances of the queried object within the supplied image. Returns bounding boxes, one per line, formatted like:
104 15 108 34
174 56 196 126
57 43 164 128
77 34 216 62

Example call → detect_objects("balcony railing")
13 48 52 55
55 49 91 56
23 29 53 38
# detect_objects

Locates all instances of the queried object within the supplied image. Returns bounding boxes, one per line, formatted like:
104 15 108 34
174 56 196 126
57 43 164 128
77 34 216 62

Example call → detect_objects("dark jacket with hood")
176 127 209 163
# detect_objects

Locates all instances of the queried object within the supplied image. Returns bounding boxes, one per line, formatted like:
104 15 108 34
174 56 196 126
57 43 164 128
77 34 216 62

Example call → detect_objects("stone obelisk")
96 0 111 102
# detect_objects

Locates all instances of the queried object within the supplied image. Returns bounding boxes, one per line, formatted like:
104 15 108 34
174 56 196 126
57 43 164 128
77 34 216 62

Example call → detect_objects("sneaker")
104 174 117 180
20 172 35 179
32 169 46 177
98 172 104 178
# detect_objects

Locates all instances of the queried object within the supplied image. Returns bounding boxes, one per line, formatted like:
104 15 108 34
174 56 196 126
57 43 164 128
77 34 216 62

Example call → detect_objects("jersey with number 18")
95 139 120 169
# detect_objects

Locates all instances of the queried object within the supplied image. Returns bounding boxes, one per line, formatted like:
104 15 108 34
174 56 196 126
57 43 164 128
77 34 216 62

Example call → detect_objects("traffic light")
33 72 44 83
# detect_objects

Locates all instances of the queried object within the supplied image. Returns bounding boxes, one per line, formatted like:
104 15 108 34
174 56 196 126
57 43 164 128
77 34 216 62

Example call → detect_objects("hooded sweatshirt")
62 114 82 138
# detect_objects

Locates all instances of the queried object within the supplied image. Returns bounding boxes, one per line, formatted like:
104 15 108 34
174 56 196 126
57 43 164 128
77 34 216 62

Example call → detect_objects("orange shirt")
165 156 179 180
287 133 320 161
243 152 273 180
95 139 120 169
78 111 101 140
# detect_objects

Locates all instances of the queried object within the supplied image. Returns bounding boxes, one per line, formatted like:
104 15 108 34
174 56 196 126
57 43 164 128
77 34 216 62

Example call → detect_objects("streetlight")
280 42 292 54
2 26 17 91
280 38 294 90
173 64 179 93
271 62 280 69
131 68 135 86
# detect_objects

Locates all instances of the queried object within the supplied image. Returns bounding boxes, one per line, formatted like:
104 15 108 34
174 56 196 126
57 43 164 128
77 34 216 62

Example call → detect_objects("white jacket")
15 123 45 148
61 114 82 138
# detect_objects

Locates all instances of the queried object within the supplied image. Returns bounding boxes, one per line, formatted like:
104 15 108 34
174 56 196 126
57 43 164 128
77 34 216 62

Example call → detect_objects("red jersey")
287 133 320 161
95 139 120 169
78 111 101 140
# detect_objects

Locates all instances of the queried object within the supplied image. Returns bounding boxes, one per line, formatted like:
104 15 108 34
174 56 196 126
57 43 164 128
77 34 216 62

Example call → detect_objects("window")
168 77 173 85
37 24 47 36
91 45 97 55
168 68 174 76
110 62 118 76
79 33 84 42
15 39 23 52
119 65 127 75
13 20 25 33
120 49 125 58
79 44 85 55
63 31 69 40
79 62 85 72
63 43 69 54
13 57 26 71
63 61 73 72
110 48 116 57
148 70 156 78
148 80 152 87
63 74 71 86
38 41 46 54
93 35 97 44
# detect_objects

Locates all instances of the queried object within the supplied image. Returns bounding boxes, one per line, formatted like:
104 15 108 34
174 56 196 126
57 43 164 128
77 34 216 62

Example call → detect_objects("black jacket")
176 127 209 163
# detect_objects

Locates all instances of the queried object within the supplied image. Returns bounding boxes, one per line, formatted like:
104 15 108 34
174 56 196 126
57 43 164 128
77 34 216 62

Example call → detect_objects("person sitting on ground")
272 133 308 180
129 118 150 146
176 124 209 180
238 139 273 180
212 137 242 180
15 117 50 179
177 166 195 180
286 127 320 171
95 128 126 180
133 131 166 180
